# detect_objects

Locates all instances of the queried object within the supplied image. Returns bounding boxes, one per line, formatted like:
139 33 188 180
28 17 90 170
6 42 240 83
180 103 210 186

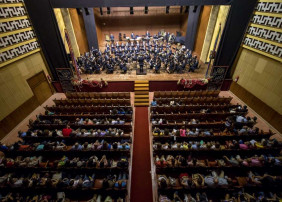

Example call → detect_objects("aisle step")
134 80 150 107
135 87 149 91
135 80 149 84
135 94 149 98
135 91 148 95
135 99 149 103
135 84 149 87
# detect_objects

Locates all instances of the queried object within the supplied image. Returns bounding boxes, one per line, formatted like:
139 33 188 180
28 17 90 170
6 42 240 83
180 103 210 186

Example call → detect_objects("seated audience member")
62 125 72 137
151 99 157 106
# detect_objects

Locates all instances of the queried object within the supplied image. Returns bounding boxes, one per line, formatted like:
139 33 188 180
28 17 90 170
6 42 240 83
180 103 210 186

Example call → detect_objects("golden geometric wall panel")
244 37 282 57
0 18 31 32
0 0 23 3
0 30 36 48
252 14 282 28
256 2 282 13
243 1 282 62
248 26 282 43
0 6 26 18
0 41 39 62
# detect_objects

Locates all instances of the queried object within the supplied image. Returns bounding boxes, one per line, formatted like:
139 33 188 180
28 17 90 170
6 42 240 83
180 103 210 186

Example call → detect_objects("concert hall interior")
0 0 281 201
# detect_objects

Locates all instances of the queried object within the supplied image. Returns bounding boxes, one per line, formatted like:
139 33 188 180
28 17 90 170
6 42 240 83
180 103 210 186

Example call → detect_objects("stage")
80 62 208 81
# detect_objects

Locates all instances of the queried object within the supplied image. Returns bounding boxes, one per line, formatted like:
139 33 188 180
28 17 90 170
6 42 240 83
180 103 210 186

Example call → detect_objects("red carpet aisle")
130 107 153 202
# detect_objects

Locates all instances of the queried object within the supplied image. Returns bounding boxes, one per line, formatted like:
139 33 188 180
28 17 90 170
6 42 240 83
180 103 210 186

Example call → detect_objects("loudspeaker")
166 6 169 14
100 7 103 15
145 6 148 14
107 7 110 14
130 7 134 14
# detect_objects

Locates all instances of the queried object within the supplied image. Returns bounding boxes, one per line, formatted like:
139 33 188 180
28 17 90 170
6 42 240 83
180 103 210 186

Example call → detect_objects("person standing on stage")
138 53 145 73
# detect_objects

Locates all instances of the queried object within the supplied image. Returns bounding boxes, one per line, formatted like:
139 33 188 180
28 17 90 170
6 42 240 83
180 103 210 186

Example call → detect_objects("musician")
138 53 145 73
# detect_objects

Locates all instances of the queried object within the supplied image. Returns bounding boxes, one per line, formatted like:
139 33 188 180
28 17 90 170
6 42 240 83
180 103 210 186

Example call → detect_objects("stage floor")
81 63 208 81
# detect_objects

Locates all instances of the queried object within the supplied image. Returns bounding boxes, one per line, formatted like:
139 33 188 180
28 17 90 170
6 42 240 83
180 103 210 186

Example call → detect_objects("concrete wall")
232 48 282 115
0 52 49 120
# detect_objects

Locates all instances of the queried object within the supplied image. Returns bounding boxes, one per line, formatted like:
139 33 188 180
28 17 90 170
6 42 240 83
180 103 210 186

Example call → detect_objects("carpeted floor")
130 107 153 202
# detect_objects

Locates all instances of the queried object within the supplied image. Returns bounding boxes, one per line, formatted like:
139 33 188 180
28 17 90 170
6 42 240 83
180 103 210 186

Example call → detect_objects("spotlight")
84 8 89 15
100 7 103 15
107 7 110 14
145 6 148 14
76 8 82 15
166 6 169 14
130 7 134 14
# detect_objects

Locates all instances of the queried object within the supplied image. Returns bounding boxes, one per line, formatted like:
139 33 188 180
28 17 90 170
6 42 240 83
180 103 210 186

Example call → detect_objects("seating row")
154 96 232 104
65 92 130 99
53 98 131 106
154 90 220 98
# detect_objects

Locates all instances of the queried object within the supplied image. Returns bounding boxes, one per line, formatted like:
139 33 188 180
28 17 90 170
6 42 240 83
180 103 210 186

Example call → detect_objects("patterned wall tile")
0 30 36 48
243 1 282 62
0 0 23 2
0 41 39 62
0 18 31 33
252 14 282 28
244 37 282 57
256 2 282 13
248 26 282 43
0 6 26 18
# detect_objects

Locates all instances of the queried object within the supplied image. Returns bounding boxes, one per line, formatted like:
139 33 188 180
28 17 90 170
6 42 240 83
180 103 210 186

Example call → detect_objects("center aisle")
130 107 153 202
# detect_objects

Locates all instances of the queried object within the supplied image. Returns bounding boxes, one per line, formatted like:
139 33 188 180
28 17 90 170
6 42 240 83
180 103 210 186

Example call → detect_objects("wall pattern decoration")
243 0 282 62
244 37 282 57
0 6 26 18
0 0 23 3
252 14 282 28
0 41 39 62
0 18 31 32
248 26 282 43
0 1 40 67
256 2 282 13
0 30 35 48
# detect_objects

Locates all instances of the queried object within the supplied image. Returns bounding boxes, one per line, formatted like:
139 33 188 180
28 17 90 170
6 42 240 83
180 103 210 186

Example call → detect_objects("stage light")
145 6 148 14
130 7 134 14
107 7 110 14
166 6 169 14
76 8 82 15
84 8 89 15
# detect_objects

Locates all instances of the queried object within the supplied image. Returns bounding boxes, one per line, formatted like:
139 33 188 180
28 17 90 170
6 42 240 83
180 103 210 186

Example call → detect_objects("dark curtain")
214 0 257 78
24 0 70 81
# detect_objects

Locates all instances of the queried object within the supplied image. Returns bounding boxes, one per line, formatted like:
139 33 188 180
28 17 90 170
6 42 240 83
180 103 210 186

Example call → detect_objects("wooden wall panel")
0 71 53 139
96 14 186 46
194 6 212 56
0 96 39 139
230 81 282 133
69 8 89 54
